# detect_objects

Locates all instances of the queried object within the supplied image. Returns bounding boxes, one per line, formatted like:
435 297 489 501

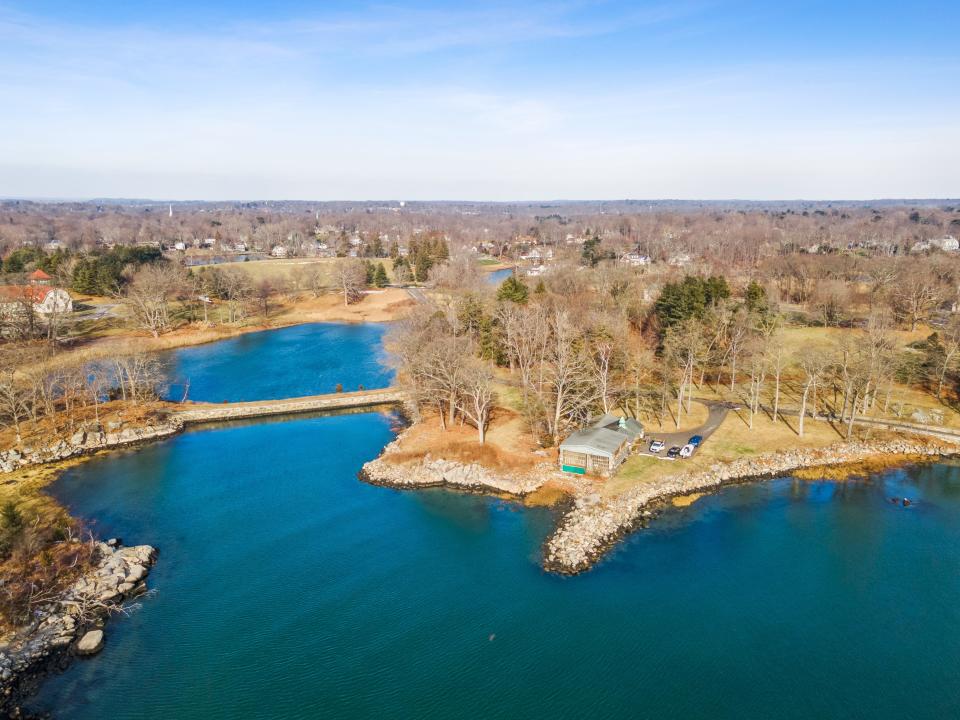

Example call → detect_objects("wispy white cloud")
0 2 957 199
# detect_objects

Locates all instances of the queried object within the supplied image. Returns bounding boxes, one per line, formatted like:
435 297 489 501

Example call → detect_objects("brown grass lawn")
271 287 414 324
386 408 550 474
209 257 397 283
604 410 848 496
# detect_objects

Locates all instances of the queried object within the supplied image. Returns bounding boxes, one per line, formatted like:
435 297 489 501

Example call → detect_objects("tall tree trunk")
448 391 457 428
773 370 781 423
799 382 810 437
846 391 859 440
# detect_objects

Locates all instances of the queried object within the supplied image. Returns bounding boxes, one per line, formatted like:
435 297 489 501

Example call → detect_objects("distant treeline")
1 246 165 296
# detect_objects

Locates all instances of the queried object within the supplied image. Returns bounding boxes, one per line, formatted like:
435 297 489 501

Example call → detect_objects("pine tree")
373 263 389 288
745 280 768 314
414 251 433 282
496 275 529 304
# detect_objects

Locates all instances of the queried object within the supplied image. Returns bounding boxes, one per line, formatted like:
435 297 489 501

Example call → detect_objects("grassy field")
193 257 397 284
606 410 848 496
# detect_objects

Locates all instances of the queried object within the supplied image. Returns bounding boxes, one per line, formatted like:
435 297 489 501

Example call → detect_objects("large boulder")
76 630 104 656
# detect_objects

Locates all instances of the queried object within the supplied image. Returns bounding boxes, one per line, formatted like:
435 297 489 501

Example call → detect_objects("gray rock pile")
0 541 157 712
0 421 182 473
544 438 959 575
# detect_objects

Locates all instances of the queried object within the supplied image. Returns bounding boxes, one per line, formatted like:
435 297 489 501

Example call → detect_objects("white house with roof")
621 251 651 267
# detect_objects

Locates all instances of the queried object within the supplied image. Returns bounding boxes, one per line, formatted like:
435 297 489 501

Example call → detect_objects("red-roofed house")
0 284 73 316
28 269 52 284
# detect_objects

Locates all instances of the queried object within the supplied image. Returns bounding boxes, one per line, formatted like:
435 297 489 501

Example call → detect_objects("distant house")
0 285 73 316
173 241 187 251
270 245 288 258
559 414 644 477
931 236 959 252
28 269 52 284
520 247 553 262
667 253 691 267
621 251 651 267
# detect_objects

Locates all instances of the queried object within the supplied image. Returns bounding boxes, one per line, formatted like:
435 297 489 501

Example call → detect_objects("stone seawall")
0 421 183 474
544 438 960 575
0 541 157 714
175 389 407 424
360 436 551 497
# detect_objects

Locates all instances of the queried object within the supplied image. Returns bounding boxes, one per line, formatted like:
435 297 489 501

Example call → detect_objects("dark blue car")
688 435 704 447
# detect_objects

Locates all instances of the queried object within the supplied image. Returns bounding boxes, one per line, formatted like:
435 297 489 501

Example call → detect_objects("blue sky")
1 1 958 200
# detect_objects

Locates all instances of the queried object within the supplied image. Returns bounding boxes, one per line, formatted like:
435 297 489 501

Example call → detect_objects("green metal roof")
559 414 644 458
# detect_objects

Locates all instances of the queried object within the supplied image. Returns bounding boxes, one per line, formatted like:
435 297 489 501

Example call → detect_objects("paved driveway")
637 401 729 458
404 286 430 304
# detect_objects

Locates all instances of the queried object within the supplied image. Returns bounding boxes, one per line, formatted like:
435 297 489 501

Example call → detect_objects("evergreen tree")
456 294 485 337
373 262 389 288
581 236 602 266
1 502 23 534
479 315 506 365
654 274 731 331
745 280 768 314
497 275 529 304
414 251 433 282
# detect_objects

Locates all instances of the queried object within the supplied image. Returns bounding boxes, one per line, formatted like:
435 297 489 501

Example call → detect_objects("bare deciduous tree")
334 258 368 306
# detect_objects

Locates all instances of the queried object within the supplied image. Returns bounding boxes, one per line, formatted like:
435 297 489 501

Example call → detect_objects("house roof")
0 285 56 303
28 269 52 281
560 414 644 458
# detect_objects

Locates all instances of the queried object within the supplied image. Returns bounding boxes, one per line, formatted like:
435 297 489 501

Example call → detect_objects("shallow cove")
160 322 392 402
29 326 960 718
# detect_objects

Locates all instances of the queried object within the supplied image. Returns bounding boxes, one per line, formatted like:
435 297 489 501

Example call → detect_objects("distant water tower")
168 204 173 218
399 200 405 208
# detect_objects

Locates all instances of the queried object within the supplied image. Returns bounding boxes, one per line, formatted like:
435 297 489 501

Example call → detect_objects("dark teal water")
161 323 392 402
31 327 960 719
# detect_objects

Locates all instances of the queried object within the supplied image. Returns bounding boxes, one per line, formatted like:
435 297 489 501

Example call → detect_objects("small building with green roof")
558 414 644 477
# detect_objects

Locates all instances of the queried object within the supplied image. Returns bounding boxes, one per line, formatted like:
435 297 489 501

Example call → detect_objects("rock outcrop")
360 437 551 497
544 438 960 575
0 421 182 473
0 542 157 713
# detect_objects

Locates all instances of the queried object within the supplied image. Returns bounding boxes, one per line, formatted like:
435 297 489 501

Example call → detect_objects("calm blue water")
161 323 392 402
486 267 514 285
31 328 960 719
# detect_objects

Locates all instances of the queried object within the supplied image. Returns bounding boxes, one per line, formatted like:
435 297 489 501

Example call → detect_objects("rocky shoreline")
0 421 183 474
359 436 554 497
0 541 157 716
543 437 960 575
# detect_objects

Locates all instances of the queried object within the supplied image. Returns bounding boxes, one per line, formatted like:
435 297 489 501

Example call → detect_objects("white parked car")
679 444 695 458
649 440 665 454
